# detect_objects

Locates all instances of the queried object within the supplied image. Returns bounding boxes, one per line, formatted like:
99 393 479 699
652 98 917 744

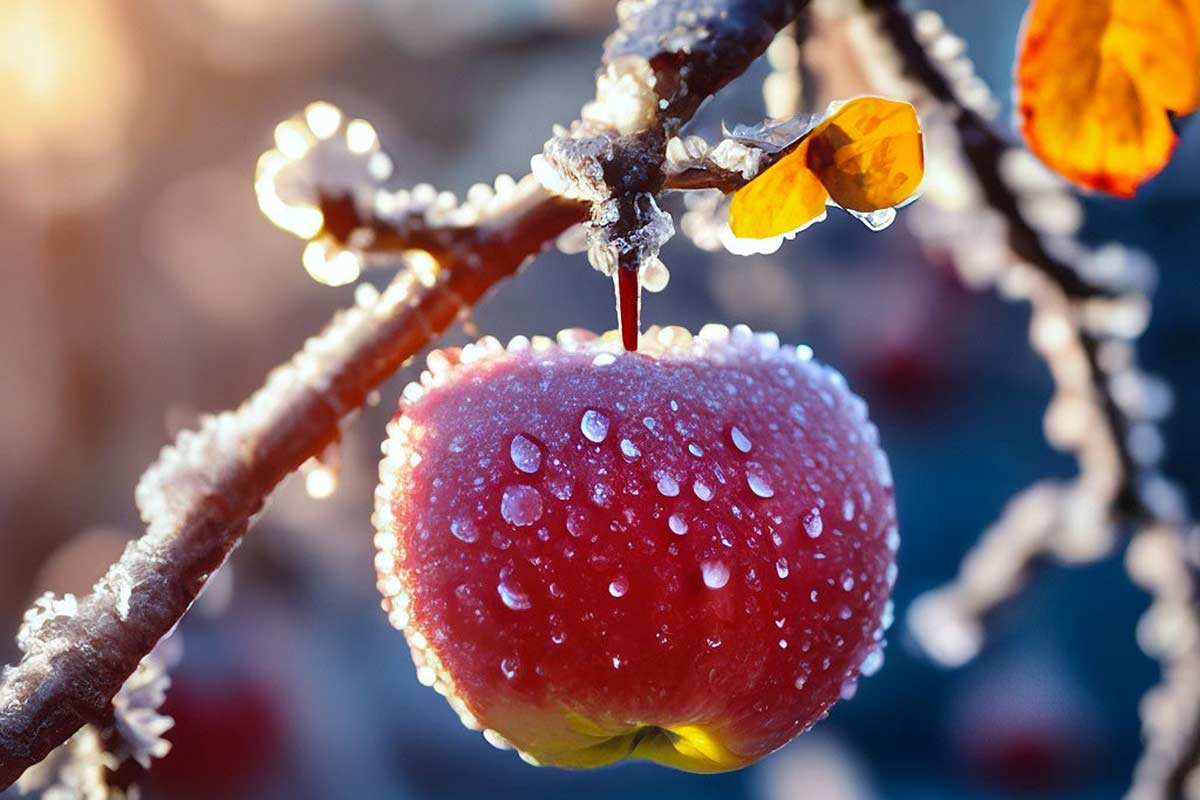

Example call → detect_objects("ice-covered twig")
811 0 1198 795
0 0 809 786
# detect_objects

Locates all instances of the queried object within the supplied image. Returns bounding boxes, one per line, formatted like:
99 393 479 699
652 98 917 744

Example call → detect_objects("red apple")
373 325 898 771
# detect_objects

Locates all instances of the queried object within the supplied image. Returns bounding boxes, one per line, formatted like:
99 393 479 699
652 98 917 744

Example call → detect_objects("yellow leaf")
806 97 925 212
729 139 829 239
729 97 924 240
1016 0 1200 197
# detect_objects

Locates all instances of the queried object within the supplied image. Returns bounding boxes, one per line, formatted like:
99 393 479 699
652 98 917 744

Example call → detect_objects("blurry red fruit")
151 673 282 797
373 325 899 771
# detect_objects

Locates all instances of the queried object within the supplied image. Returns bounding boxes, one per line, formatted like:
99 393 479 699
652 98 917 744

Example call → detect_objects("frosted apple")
373 325 898 771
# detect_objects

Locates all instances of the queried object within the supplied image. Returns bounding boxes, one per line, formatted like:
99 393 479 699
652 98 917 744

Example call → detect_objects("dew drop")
656 473 680 497
848 206 896 231
794 676 808 690
804 508 823 538
500 657 518 679
497 567 531 611
501 485 543 527
839 677 860 700
620 438 641 460
860 648 885 677
692 479 714 502
730 426 752 453
551 629 566 645
668 513 689 535
580 409 610 443
839 606 853 620
509 435 542 473
701 560 730 589
747 468 775 498
450 518 480 543
566 506 589 538
608 576 629 598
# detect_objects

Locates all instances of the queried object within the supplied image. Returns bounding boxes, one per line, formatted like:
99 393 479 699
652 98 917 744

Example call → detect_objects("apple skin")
373 325 898 772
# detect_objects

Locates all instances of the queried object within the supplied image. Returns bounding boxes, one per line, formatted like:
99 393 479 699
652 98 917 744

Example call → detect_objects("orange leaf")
1016 0 1200 197
729 97 924 240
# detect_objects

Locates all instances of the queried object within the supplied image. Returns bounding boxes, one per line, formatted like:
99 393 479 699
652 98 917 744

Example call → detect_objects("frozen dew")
860 648 885 677
842 497 856 522
593 351 617 366
656 473 680 497
746 468 775 498
842 574 855 591
608 576 629 598
730 426 753 453
668 513 689 535
688 443 704 457
693 479 714 502
509 434 542 474
887 562 899 587
839 606 853 620
620 438 641 460
501 485 544 527
804 508 824 538
701 560 731 589
500 657 519 680
451 518 480 544
775 558 790 579
839 678 860 700
794 676 808 690
847 207 897 231
581 409 610 443
886 526 900 552
497 567 531 611
641 257 671 292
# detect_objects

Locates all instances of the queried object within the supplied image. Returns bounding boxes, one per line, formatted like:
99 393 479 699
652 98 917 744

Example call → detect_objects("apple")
373 325 898 771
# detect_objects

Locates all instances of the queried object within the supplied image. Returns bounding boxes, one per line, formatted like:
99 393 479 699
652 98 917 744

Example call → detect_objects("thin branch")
817 0 1197 796
0 0 808 786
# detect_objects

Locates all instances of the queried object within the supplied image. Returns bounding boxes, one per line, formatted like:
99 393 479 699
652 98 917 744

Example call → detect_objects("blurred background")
1 1 1197 798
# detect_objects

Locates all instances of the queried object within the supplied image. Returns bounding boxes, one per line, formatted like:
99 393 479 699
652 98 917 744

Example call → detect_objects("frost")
707 138 764 181
582 55 660 136
586 193 674 278
111 639 179 769
531 126 614 202
17 592 79 655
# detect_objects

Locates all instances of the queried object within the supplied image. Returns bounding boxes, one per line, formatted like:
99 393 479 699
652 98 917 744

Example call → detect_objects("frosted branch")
812 0 1197 795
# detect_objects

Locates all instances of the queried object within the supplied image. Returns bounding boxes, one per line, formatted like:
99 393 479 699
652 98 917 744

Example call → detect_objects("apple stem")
616 267 641 352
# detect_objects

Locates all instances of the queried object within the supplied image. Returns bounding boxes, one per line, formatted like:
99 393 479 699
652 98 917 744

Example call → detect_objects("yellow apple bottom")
480 697 753 772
